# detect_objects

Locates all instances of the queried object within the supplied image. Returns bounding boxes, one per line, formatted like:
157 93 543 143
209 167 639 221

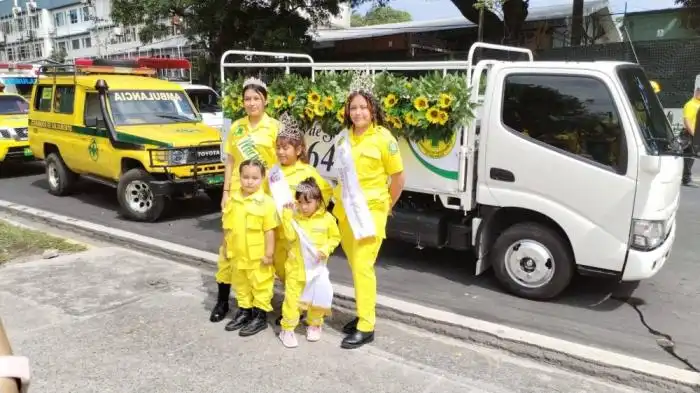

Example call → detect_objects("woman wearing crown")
209 77 281 324
332 73 406 349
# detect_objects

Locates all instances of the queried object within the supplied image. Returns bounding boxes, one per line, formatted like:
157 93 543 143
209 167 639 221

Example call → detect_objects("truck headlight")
630 219 667 251
0 128 10 139
168 149 189 165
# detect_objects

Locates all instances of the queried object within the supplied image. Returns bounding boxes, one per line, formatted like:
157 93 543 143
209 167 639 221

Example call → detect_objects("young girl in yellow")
221 158 278 337
277 177 340 347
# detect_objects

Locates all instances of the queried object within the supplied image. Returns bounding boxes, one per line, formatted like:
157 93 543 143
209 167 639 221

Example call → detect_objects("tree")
452 0 529 44
351 6 412 27
111 0 382 86
48 47 67 63
675 0 700 31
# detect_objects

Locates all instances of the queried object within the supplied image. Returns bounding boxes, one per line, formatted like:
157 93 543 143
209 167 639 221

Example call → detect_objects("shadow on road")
0 161 44 178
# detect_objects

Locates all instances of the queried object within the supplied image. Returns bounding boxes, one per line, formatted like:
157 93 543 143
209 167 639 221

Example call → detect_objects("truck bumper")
0 143 33 163
148 173 224 196
621 219 675 281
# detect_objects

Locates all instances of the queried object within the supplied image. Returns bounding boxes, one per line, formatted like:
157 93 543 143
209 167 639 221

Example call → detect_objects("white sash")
334 129 376 239
268 164 334 311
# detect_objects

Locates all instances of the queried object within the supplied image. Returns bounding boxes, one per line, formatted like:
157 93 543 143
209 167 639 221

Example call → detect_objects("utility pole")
571 0 584 46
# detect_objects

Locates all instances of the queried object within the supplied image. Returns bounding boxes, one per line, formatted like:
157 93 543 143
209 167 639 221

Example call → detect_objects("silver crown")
296 182 317 194
243 77 267 90
277 112 303 142
348 71 374 94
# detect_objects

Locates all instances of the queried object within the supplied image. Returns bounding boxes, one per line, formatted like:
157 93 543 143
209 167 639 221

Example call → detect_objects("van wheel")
45 153 78 196
117 168 166 222
490 222 574 300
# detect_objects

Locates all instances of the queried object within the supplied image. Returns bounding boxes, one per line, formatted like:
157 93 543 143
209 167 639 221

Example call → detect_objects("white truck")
220 43 683 300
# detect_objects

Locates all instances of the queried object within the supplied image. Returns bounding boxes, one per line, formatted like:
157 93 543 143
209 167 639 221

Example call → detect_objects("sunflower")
404 112 419 126
323 96 334 110
273 96 284 109
426 106 441 124
438 93 453 109
383 94 398 109
308 91 321 104
313 103 325 117
437 110 449 125
336 107 345 123
413 96 429 111
392 117 403 130
287 93 296 105
304 106 315 119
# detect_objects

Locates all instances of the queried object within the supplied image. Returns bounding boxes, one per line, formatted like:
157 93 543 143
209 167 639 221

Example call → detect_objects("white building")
0 0 352 63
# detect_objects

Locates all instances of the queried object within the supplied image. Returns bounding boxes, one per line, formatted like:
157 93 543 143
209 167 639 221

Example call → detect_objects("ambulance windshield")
0 95 29 115
107 90 199 125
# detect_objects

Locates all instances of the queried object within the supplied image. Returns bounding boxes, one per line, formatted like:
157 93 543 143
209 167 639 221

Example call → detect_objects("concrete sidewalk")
0 244 650 393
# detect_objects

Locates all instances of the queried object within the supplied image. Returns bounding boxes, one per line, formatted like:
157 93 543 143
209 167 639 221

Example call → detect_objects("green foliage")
675 0 700 31
221 72 476 143
350 6 412 26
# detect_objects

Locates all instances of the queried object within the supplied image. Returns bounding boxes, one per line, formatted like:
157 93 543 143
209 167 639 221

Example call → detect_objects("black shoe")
342 317 358 334
209 283 231 323
239 308 268 337
341 330 374 349
225 308 252 331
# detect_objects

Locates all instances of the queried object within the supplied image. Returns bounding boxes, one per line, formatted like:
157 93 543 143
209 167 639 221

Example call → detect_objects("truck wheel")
490 222 574 300
205 189 224 207
45 153 78 196
117 168 166 222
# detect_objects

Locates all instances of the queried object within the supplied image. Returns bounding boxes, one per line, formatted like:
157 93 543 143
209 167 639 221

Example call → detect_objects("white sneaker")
279 330 298 348
306 326 322 342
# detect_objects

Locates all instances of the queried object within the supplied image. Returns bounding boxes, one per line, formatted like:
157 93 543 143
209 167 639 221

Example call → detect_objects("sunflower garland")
221 71 475 142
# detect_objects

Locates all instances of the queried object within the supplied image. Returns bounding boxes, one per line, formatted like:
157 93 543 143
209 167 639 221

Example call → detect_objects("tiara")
277 112 303 142
243 77 267 90
296 182 316 194
348 71 374 94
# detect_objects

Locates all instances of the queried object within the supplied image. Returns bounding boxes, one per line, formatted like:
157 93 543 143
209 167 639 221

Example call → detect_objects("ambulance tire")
205 189 224 207
117 168 166 222
45 153 78 196
490 222 574 300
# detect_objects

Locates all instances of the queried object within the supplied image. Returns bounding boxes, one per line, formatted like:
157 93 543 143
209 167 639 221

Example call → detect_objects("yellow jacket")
278 161 333 205
224 114 279 192
280 208 341 281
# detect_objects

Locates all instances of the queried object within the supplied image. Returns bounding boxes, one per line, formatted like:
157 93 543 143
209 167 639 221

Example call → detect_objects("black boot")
209 283 231 323
342 317 358 334
239 308 268 337
341 330 374 349
225 307 252 331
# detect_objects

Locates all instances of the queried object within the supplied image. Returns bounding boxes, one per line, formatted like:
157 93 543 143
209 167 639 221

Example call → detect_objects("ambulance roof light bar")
135 57 191 70
72 58 157 76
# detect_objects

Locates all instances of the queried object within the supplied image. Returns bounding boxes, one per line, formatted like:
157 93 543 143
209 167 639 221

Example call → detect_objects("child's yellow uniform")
279 208 340 330
272 160 332 282
331 124 403 333
215 114 279 286
222 188 278 311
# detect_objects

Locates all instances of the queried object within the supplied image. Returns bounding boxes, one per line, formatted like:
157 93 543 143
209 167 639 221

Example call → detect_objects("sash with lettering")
268 165 334 312
334 129 376 239
236 133 261 162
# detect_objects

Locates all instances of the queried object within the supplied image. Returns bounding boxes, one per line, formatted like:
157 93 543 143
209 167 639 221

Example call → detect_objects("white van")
178 83 224 131
220 43 683 300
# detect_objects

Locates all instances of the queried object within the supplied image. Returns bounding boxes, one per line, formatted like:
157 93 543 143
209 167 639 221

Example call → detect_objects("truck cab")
28 58 225 222
0 93 32 165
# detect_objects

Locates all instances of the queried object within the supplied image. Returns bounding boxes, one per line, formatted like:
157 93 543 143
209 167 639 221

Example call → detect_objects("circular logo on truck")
88 138 99 161
416 132 457 159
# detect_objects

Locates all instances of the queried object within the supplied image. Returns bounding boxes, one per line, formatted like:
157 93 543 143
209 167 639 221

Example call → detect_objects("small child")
277 177 340 348
221 158 278 337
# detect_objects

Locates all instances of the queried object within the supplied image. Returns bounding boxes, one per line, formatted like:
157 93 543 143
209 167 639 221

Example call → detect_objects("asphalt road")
1 161 700 372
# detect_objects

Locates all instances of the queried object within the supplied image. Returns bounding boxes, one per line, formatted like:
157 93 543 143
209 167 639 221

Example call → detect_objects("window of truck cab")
107 90 199 126
185 88 221 114
0 94 29 115
501 73 628 174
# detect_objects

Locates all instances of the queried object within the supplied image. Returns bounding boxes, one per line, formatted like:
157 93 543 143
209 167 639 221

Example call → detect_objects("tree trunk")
571 0 585 46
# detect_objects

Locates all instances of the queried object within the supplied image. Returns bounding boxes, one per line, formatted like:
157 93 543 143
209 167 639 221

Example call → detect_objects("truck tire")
45 153 78 196
117 168 166 222
490 222 574 300
205 188 224 207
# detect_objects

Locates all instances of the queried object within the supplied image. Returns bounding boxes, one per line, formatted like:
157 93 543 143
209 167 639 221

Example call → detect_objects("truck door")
479 67 638 273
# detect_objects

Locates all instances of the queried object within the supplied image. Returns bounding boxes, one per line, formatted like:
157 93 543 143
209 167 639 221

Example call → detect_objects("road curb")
0 199 698 392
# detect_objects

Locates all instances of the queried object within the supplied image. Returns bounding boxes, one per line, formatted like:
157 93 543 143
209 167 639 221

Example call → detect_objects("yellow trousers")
280 276 328 331
339 219 383 333
214 246 232 284
230 263 275 312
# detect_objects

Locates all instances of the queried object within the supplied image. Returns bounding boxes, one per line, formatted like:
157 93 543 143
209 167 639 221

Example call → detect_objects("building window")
30 15 39 29
71 39 80 50
33 43 42 59
19 45 27 60
81 6 90 22
57 41 67 52
69 9 78 24
53 86 75 114
82 37 91 48
54 12 65 27
6 47 13 61
16 18 24 32
502 74 625 171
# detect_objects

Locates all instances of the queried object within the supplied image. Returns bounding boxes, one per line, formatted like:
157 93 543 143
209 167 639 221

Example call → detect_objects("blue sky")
356 0 680 21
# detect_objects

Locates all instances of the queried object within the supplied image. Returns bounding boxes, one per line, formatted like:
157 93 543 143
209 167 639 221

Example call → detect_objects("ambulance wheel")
45 153 78 196
117 168 166 222
205 189 224 206
490 222 574 300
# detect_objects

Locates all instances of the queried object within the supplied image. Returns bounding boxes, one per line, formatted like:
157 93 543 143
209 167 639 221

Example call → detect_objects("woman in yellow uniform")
332 77 406 349
209 77 280 323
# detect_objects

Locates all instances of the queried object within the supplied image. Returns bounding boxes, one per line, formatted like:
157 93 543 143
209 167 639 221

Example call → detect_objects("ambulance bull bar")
147 139 224 196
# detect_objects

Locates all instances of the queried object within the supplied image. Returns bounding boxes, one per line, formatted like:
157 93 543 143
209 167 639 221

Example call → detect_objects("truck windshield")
108 90 198 125
186 89 221 114
616 66 676 154
0 95 29 115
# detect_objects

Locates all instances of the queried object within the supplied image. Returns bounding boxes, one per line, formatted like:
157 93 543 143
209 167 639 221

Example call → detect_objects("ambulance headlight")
168 149 189 165
0 128 10 139
630 219 667 251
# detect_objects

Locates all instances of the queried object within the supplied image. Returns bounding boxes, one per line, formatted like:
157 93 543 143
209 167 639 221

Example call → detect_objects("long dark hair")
239 158 266 177
343 90 386 129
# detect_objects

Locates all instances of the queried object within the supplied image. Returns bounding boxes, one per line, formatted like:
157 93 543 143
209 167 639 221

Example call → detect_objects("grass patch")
0 220 87 264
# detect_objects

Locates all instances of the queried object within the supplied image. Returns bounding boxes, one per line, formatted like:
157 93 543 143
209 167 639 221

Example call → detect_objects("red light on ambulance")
136 57 191 70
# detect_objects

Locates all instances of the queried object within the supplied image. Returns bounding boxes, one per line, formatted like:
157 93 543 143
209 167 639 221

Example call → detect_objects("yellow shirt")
279 161 333 205
224 114 280 192
281 208 341 281
332 124 404 238
222 188 278 269
683 98 700 134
